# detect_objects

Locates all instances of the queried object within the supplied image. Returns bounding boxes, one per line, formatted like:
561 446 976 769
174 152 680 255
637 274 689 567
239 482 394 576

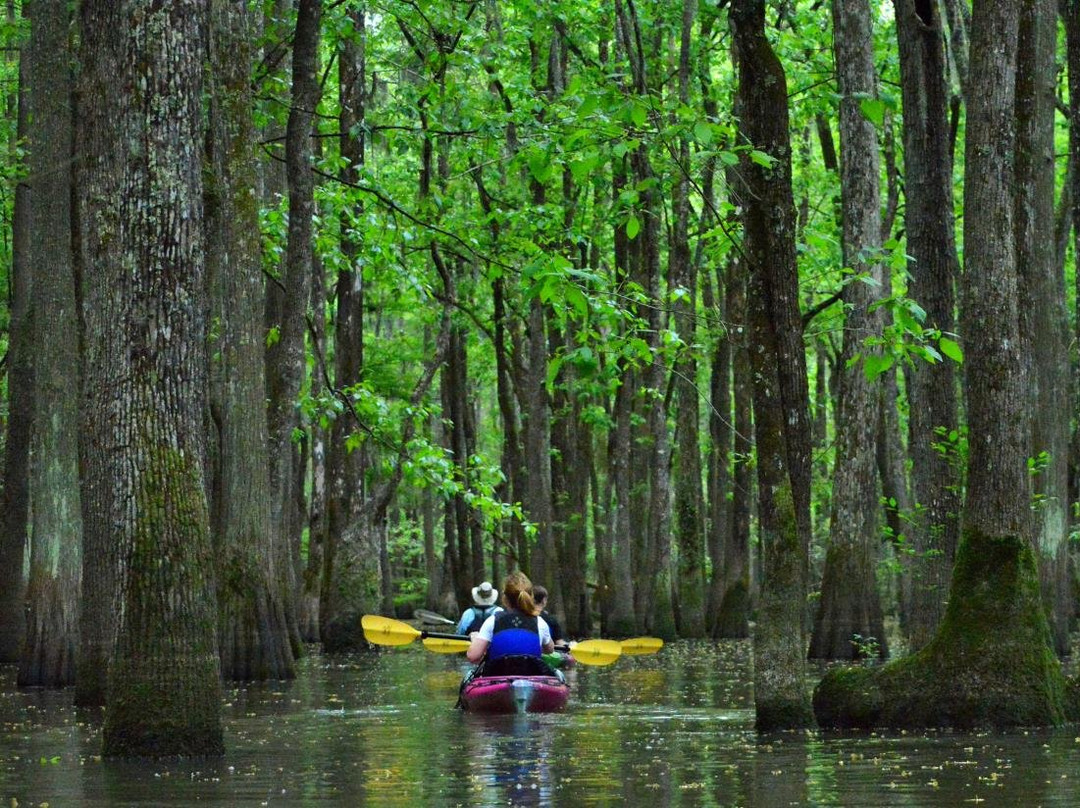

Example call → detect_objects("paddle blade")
620 637 664 655
414 608 456 626
569 639 623 666
422 637 470 654
362 614 421 646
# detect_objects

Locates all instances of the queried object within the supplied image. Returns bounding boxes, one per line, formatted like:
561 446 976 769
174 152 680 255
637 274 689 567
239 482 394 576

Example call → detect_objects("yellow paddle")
619 636 664 655
566 639 623 666
422 637 471 653
361 615 653 667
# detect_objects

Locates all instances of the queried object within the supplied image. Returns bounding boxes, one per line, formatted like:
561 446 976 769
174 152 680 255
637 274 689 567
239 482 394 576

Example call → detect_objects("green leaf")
693 120 714 145
626 214 641 240
570 155 599 183
863 353 894 382
749 149 775 168
939 336 964 364
630 102 647 128
528 152 553 183
859 97 886 128
566 285 589 317
546 355 564 390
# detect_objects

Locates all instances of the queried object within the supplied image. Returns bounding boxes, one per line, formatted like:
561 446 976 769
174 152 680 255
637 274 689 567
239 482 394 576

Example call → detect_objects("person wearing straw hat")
455 581 502 636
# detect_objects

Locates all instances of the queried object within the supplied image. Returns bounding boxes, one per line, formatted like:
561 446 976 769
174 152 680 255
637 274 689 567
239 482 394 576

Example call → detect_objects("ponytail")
501 570 541 617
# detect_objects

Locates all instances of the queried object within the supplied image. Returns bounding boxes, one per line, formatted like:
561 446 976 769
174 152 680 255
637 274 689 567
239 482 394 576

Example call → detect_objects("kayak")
460 673 570 714
459 654 570 714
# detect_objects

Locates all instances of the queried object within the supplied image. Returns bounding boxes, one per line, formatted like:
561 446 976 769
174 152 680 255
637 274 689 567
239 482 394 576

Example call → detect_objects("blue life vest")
487 610 541 661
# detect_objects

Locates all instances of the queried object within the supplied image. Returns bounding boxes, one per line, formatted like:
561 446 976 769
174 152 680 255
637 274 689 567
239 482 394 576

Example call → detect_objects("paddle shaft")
422 628 571 653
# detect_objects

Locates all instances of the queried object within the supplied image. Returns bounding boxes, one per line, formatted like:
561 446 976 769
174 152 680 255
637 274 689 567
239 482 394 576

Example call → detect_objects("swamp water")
1 641 1078 806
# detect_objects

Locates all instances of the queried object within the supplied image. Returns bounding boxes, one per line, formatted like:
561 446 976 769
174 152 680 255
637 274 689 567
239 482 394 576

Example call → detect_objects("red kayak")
460 673 570 714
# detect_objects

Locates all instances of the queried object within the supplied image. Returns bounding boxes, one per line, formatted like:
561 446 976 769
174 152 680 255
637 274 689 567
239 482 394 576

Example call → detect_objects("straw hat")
471 581 498 606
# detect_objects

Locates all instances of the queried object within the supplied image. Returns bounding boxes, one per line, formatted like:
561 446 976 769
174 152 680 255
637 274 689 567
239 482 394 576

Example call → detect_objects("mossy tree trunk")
77 0 223 757
815 0 1067 730
0 41 31 666
206 0 296 682
893 0 961 652
809 0 888 662
1015 0 1071 657
731 0 815 731
19 0 81 688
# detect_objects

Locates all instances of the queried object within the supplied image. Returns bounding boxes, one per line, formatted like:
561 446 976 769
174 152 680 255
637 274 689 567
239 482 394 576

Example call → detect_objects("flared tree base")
815 528 1069 729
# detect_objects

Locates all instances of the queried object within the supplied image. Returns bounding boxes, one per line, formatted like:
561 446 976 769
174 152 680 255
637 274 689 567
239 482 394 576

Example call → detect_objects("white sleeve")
478 614 497 641
537 616 552 646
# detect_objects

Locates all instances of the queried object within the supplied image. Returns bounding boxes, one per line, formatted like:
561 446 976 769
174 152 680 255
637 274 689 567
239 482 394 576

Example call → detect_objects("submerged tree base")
815 529 1068 729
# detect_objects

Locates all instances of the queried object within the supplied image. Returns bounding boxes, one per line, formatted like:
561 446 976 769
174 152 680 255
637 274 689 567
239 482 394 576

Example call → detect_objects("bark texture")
671 0 705 638
731 0 814 731
1015 0 1071 657
893 0 961 651
75 0 126 708
816 0 1066 730
809 0 887 662
321 6 379 653
207 0 296 681
0 43 31 665
266 0 322 657
19 0 81 688
78 0 223 756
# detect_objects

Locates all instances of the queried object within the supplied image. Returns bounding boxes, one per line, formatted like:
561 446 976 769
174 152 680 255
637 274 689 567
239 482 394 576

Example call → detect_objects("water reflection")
2 643 1080 805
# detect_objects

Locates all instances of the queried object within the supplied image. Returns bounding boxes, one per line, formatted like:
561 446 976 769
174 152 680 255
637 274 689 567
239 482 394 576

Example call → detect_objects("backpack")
465 605 496 634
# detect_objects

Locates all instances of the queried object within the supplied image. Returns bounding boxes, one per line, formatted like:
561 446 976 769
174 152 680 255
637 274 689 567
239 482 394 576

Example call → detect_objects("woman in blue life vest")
455 580 502 635
466 571 555 664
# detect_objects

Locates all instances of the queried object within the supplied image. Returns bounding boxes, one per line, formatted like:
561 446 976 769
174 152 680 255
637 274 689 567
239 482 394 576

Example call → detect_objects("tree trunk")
816 0 1067 730
321 6 377 651
1067 1 1080 614
522 298 556 590
19 0 81 688
731 0 814 731
671 0 705 638
74 0 127 709
1015 0 1071 657
893 0 962 652
266 0 321 658
715 254 753 639
0 39 31 666
77 0 223 756
608 357 638 636
206 0 295 681
809 0 888 662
